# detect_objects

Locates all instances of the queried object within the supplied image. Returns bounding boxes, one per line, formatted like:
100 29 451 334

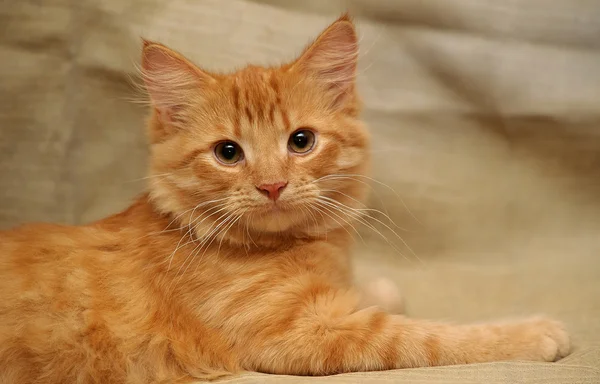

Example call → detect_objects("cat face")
142 15 370 244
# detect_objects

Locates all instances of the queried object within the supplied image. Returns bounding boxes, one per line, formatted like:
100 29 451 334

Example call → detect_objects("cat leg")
358 277 404 314
239 286 570 375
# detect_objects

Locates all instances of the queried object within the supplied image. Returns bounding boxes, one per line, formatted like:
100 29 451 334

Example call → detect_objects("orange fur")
0 15 570 383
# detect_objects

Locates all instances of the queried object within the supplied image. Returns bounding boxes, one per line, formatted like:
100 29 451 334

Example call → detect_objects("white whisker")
317 198 410 262
164 203 231 271
313 173 421 225
311 203 356 242
168 209 237 292
190 210 245 277
125 173 174 184
314 201 365 244
318 194 409 232
316 197 423 265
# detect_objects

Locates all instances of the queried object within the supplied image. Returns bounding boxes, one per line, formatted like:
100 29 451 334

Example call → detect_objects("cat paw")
529 317 571 361
504 317 571 362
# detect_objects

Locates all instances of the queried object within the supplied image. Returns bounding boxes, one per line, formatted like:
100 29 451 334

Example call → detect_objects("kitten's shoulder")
0 221 84 261
0 221 74 243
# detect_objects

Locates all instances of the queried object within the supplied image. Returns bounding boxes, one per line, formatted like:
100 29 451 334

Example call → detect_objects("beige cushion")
1 0 599 382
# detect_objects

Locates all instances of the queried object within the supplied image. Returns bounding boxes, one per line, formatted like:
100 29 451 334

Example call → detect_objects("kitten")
0 14 570 383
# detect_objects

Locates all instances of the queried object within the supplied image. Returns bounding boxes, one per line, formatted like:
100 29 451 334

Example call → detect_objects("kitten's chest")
190 240 353 300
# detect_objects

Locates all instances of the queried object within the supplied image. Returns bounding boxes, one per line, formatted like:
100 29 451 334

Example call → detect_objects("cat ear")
293 14 359 109
140 40 213 127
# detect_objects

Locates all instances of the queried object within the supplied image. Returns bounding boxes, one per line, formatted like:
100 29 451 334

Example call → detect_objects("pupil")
294 133 308 148
222 144 236 160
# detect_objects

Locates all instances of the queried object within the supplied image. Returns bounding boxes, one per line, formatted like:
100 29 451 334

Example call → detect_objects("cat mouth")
249 201 305 233
261 202 287 213
256 201 294 215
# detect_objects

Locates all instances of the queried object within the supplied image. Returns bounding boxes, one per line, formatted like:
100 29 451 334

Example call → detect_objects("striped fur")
0 14 570 383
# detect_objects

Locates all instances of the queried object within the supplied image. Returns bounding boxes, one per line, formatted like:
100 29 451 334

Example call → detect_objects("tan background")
1 0 599 382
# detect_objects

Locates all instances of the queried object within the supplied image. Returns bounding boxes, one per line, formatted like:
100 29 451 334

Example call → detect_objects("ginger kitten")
0 15 570 383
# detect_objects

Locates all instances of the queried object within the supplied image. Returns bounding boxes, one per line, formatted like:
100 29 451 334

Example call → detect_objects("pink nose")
256 181 288 201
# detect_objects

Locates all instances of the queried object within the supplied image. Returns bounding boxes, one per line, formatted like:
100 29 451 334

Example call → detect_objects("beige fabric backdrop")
1 0 599 383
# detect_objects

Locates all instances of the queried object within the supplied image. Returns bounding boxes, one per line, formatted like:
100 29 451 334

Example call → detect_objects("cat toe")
529 317 571 361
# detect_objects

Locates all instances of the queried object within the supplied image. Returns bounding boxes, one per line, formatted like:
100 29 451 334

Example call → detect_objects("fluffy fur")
0 15 570 383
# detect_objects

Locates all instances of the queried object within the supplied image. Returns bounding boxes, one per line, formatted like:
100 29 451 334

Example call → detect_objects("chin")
249 207 305 233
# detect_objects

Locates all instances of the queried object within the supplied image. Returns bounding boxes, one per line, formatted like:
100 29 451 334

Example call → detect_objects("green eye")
214 141 243 165
288 129 316 154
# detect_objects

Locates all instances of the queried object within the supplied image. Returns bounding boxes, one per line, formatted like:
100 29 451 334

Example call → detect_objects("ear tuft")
140 41 211 127
294 15 359 108
141 37 152 49
336 12 353 23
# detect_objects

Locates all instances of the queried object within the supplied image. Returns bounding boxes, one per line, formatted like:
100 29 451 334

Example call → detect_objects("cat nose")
256 181 288 201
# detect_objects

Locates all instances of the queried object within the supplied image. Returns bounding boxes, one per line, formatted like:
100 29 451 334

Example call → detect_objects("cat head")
141 14 370 247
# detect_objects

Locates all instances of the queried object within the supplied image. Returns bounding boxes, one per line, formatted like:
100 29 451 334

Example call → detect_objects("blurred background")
1 1 599 382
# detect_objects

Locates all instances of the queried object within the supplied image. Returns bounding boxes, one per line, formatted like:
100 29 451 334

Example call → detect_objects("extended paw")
502 317 571 362
528 317 571 361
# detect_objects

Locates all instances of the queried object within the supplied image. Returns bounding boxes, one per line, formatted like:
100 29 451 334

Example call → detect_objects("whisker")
164 203 231 271
147 197 231 238
319 188 368 208
314 174 421 225
169 209 237 291
244 213 258 248
194 209 245 275
190 209 244 278
312 175 395 223
315 200 385 250
318 190 409 232
217 210 245 251
124 173 175 184
311 205 329 241
311 203 358 242
314 201 365 244
300 205 321 238
317 197 422 265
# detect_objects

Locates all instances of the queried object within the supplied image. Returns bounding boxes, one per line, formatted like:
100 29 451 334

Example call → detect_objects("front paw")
502 317 571 362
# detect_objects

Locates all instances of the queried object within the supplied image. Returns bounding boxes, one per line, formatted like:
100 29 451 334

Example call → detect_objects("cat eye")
214 141 244 165
288 129 316 154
